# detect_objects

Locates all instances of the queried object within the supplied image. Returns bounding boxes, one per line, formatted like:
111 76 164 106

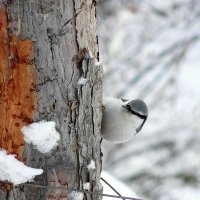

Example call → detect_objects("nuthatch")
101 97 148 143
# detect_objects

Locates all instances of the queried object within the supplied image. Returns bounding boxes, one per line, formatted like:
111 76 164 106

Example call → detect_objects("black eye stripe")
129 109 146 119
122 104 147 119
124 105 145 118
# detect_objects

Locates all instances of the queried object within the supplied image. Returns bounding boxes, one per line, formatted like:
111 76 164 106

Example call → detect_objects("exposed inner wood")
0 7 37 161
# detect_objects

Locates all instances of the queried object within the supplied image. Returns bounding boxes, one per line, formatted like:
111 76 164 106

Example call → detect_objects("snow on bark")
78 77 88 85
0 149 43 185
21 121 60 153
69 191 84 200
83 182 91 190
87 159 96 170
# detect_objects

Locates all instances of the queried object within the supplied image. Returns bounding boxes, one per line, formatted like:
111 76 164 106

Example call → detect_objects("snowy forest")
99 0 200 200
0 0 199 200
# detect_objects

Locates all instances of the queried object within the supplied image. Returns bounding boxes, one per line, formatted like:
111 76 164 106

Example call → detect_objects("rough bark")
0 0 102 199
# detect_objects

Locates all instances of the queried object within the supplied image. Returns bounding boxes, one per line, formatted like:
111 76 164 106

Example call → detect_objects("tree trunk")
0 0 102 199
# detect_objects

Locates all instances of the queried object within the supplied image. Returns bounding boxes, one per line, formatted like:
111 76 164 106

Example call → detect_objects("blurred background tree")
97 0 200 200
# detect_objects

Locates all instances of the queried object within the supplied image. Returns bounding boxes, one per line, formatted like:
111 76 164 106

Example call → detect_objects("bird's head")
122 99 148 134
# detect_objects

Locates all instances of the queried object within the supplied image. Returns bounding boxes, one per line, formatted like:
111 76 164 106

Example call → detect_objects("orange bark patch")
0 7 37 160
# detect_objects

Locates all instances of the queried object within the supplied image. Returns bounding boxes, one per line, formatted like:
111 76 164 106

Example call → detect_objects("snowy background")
98 0 200 200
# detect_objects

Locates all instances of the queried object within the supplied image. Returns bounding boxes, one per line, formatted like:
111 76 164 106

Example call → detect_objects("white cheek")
134 116 143 129
126 115 141 130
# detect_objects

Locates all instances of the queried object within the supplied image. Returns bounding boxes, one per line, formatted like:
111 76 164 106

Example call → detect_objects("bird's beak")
122 105 128 110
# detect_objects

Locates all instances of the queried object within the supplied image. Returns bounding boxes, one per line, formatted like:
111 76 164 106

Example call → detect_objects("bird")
101 97 148 143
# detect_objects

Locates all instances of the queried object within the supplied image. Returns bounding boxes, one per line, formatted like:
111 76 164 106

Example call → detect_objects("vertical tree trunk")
0 0 102 199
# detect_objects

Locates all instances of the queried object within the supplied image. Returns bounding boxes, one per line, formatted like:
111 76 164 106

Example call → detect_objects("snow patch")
78 77 88 85
88 51 94 59
0 149 43 185
83 182 91 190
101 171 139 200
84 50 94 59
21 121 60 153
95 60 102 66
87 159 95 170
69 191 83 200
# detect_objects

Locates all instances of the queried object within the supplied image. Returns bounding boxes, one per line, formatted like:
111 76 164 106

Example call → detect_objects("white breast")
101 97 143 143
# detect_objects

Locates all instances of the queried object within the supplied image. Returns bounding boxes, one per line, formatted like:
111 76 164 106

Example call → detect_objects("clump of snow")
95 60 102 66
0 149 43 185
84 50 94 59
78 77 88 85
83 182 91 190
21 121 60 154
88 51 94 59
87 159 95 170
69 191 83 200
